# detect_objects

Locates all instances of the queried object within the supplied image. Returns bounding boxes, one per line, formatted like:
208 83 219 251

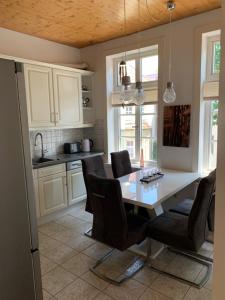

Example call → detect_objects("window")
203 100 218 171
116 104 157 163
206 35 221 81
113 48 158 91
202 33 221 172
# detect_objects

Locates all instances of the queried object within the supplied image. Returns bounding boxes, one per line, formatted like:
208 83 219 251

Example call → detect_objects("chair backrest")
188 169 216 248
111 150 132 178
87 174 128 248
81 155 106 213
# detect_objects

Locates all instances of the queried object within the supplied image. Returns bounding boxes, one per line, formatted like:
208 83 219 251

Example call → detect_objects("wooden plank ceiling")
0 0 221 48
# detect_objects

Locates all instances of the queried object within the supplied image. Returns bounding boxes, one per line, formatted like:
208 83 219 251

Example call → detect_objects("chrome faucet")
34 132 46 158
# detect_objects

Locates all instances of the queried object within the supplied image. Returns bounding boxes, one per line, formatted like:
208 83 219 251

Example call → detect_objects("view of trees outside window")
209 100 218 170
212 41 221 74
119 105 157 162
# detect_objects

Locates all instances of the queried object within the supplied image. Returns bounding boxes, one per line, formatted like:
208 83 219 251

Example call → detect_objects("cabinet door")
39 172 67 216
67 170 87 205
53 69 83 127
24 64 55 128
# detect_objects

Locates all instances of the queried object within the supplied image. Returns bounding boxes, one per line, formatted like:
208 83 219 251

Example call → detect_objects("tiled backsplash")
30 128 83 159
29 119 105 159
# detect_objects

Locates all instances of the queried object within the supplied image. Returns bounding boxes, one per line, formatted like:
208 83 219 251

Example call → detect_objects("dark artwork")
163 105 191 147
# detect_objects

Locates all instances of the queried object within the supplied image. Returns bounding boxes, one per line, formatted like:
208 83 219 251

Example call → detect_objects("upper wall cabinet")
24 64 83 129
53 69 83 127
24 64 55 128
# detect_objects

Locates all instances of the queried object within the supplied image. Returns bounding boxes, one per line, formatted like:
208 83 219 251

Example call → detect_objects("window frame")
206 35 221 81
114 104 158 164
113 48 158 92
203 100 218 172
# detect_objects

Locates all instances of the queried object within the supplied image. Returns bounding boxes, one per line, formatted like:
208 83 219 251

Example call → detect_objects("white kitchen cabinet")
24 64 83 129
53 69 83 127
39 171 67 216
67 169 86 205
24 64 55 128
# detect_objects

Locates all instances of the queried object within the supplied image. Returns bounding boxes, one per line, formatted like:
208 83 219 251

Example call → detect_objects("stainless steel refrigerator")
0 58 42 299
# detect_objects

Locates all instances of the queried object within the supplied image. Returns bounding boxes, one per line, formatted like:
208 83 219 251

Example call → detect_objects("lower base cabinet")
67 169 87 205
39 171 67 216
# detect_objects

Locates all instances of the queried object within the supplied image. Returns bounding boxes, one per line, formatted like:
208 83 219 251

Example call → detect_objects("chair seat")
147 211 197 252
170 198 193 216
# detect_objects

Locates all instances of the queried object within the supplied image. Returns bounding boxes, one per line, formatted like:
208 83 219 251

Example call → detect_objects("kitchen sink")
32 157 55 165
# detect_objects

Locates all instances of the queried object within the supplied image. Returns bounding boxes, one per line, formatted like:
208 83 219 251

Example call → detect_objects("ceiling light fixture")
134 0 145 106
163 0 176 104
119 0 134 106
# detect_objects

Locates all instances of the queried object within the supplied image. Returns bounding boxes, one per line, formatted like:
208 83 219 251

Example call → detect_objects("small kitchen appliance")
81 139 94 152
64 142 81 154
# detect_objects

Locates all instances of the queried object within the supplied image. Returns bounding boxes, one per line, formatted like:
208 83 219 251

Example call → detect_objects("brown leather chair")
81 155 106 214
146 170 215 288
87 173 149 284
169 170 216 232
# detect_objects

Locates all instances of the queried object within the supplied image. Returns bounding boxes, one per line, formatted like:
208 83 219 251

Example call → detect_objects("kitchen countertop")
32 151 104 169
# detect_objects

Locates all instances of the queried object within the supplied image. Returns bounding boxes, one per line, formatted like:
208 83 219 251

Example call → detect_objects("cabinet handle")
55 112 59 123
50 112 55 123
63 176 67 186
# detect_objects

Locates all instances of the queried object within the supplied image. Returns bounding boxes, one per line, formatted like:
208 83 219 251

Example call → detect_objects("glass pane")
126 59 136 83
120 137 136 159
120 115 135 136
141 104 156 114
213 41 221 74
209 100 218 169
141 115 157 138
120 106 135 115
141 138 157 161
141 55 158 82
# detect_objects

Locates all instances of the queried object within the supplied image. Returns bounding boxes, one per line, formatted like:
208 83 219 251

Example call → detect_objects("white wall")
0 27 81 63
81 9 221 170
213 0 225 299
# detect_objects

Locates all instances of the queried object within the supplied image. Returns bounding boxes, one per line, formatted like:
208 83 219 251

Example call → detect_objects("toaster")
64 142 81 154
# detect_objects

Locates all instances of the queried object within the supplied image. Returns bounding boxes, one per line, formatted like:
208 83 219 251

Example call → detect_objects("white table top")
118 168 200 210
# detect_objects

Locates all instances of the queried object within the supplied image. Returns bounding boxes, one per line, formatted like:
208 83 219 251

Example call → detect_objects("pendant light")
134 0 145 106
163 0 176 104
119 0 134 105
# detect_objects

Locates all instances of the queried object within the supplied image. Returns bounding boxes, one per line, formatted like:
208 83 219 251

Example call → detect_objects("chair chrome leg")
84 227 92 238
90 249 145 285
146 239 212 289
168 247 213 263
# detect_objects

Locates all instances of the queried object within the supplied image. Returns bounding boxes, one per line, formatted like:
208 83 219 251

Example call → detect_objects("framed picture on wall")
163 105 191 147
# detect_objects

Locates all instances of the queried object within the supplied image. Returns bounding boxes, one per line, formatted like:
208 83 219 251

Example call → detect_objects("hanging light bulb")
119 0 134 105
134 81 145 105
163 0 176 104
120 75 134 105
134 0 145 106
163 81 176 103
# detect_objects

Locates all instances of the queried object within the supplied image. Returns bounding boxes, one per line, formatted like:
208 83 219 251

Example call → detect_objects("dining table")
118 168 200 258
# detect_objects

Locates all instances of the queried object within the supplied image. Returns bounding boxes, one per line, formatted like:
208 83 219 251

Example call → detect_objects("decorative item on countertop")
82 85 88 91
163 105 191 147
140 168 164 184
83 97 90 107
140 148 144 168
163 0 176 104
134 0 145 106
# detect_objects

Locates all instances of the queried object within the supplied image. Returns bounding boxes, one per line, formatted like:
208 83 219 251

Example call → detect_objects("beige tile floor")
39 201 213 300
